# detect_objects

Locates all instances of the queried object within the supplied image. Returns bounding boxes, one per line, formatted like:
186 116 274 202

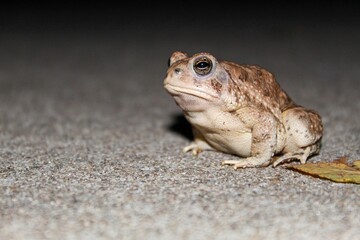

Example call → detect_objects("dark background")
1 2 358 84
2 2 358 30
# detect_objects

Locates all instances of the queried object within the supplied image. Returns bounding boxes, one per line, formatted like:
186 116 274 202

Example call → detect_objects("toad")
163 51 323 168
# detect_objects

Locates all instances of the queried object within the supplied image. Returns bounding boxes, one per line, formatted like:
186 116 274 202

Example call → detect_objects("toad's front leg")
183 127 214 156
222 114 278 169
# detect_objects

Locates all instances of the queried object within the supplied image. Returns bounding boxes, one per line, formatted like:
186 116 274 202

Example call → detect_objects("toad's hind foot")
272 144 320 167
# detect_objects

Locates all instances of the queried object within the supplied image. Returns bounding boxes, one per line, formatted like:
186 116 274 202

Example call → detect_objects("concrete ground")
0 3 359 240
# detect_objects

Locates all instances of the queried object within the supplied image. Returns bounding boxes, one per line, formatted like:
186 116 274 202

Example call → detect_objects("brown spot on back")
264 89 270 97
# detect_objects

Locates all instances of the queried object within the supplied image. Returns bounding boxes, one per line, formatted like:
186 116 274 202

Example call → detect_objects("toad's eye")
193 57 212 75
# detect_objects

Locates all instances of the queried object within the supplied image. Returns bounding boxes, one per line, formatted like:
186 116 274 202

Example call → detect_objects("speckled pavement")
0 4 359 240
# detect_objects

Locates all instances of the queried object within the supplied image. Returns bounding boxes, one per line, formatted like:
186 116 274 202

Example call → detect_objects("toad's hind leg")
273 107 323 166
272 142 320 166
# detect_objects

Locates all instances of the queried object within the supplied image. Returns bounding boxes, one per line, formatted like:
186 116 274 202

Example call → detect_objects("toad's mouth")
164 84 218 101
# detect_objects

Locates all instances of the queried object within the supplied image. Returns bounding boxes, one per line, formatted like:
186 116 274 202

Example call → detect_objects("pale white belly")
203 131 252 157
185 108 252 157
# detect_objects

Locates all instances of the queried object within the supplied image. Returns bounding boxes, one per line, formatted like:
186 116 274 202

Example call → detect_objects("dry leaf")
353 160 360 169
287 157 360 184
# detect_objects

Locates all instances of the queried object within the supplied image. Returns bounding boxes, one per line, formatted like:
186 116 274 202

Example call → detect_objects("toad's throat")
164 84 218 101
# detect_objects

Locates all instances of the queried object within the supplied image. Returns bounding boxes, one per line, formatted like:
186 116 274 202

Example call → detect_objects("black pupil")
197 61 209 69
194 57 212 75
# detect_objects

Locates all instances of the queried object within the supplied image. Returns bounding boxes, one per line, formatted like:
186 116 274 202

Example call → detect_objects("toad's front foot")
222 157 270 169
183 143 203 156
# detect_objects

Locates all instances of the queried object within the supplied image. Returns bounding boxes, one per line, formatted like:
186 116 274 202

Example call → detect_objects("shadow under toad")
167 113 193 141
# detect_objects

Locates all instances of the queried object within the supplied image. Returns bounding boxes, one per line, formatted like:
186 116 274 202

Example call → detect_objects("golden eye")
193 57 212 75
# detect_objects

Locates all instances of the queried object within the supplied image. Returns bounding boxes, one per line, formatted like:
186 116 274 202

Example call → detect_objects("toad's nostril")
174 68 181 74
